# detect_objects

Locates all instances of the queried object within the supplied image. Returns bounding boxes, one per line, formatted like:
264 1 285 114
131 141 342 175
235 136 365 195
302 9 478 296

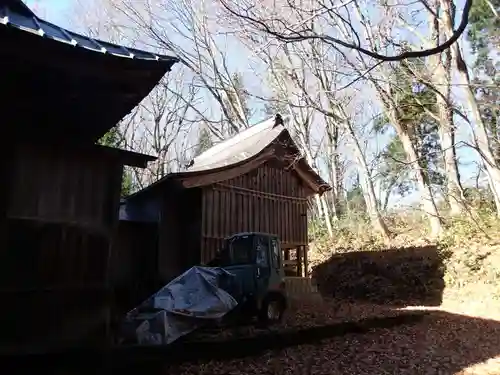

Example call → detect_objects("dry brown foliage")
165 300 500 375
161 211 500 375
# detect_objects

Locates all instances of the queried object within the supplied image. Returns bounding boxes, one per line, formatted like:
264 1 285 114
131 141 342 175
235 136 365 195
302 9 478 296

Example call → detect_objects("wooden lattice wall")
200 160 309 264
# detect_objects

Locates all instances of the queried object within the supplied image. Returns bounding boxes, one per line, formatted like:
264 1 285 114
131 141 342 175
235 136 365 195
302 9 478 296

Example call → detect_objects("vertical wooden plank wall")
0 144 11 266
158 191 182 283
180 188 202 267
157 188 203 281
111 221 160 317
1 145 124 352
200 161 309 264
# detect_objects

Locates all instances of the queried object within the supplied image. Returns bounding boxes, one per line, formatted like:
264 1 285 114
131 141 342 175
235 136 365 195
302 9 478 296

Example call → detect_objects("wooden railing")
284 276 320 296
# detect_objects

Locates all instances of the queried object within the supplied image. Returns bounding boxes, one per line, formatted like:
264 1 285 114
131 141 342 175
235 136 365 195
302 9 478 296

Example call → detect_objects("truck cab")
209 232 287 324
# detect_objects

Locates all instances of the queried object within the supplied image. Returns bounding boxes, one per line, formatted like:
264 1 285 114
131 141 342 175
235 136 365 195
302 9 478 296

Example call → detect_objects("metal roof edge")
0 1 179 64
122 140 282 202
124 127 331 201
293 159 332 196
94 145 157 168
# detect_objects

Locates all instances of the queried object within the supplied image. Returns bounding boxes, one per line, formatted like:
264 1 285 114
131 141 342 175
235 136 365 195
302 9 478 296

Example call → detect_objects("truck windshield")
229 235 253 265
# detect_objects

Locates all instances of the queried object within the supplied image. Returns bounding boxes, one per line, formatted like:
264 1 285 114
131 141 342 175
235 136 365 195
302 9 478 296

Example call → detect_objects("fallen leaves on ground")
166 297 500 375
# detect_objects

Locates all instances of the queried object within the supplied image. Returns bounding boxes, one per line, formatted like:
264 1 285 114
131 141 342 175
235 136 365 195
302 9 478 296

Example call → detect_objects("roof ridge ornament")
273 113 284 128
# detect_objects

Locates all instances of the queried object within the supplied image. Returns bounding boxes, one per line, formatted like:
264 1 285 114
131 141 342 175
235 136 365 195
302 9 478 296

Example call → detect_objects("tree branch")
219 0 472 61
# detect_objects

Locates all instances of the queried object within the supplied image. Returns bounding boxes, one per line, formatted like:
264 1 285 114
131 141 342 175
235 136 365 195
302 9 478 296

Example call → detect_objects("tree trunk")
345 120 392 239
485 164 500 213
399 131 443 236
301 140 334 238
326 121 342 219
440 0 500 216
432 60 466 214
427 2 465 215
437 104 465 214
382 176 399 211
320 195 334 231
331 160 342 219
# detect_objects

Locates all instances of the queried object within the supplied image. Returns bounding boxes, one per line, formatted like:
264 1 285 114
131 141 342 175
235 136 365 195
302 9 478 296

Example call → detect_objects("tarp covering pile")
119 266 238 346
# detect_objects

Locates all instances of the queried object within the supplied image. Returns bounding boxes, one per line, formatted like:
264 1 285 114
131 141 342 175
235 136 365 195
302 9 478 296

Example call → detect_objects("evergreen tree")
193 126 214 157
224 72 251 135
375 59 444 204
263 93 289 118
263 73 290 118
345 173 367 214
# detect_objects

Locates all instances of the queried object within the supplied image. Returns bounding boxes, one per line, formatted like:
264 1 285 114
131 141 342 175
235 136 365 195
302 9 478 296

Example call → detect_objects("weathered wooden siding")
157 188 202 281
0 145 11 273
200 161 308 263
0 144 123 352
158 191 182 283
111 221 159 316
8 144 119 228
180 188 202 267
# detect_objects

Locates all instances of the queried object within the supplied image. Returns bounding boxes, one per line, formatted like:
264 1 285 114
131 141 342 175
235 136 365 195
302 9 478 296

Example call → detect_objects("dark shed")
0 0 178 354
121 116 331 288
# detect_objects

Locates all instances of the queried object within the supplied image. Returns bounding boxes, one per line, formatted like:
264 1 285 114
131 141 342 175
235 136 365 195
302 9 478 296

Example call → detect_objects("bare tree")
338 1 444 236
324 114 345 219
218 0 472 62
286 45 391 238
391 0 466 214
70 2 201 191
127 72 199 188
106 0 256 136
236 19 392 237
428 1 466 215
438 0 500 216
71 0 259 141
267 58 335 237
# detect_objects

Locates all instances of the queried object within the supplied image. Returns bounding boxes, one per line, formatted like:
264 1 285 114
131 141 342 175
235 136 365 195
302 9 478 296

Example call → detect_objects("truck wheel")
258 294 285 326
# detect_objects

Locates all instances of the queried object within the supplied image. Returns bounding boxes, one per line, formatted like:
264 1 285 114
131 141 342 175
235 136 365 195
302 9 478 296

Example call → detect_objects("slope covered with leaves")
158 210 500 375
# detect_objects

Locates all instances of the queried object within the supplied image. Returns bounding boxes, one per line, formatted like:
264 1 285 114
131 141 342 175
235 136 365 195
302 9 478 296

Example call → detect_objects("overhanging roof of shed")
0 0 179 143
124 115 331 205
181 115 331 195
14 141 158 168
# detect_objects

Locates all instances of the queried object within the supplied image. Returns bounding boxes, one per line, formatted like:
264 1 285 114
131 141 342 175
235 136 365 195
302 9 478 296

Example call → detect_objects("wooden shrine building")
119 116 331 289
0 0 178 353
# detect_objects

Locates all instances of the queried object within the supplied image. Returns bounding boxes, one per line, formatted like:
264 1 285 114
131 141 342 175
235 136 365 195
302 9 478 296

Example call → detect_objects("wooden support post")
302 246 309 277
0 144 12 254
105 163 125 346
284 248 290 261
296 246 303 277
159 192 181 283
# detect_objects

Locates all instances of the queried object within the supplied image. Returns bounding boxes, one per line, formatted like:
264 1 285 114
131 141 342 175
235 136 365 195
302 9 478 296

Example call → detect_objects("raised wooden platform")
284 277 322 302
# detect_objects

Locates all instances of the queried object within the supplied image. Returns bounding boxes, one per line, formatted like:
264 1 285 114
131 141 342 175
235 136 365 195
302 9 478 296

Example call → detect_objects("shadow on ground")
312 245 446 306
5 309 500 375
5 246 500 374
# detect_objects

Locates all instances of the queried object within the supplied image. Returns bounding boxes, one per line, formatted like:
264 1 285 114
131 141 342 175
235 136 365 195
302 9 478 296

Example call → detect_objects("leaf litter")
164 297 500 375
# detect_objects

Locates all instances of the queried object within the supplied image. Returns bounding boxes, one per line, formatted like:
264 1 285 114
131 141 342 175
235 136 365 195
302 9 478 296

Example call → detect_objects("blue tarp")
119 266 238 346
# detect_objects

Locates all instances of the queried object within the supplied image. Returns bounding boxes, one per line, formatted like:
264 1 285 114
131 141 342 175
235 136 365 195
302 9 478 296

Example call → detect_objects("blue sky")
25 0 72 25
29 0 486 205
